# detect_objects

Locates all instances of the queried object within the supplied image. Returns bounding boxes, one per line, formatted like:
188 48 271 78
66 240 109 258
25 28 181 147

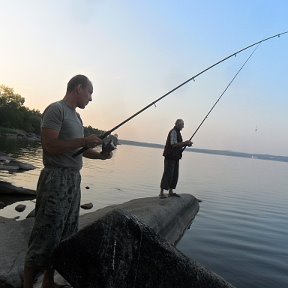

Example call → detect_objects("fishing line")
182 41 261 152
73 31 287 157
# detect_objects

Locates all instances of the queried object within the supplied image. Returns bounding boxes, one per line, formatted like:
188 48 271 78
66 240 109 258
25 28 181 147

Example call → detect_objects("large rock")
53 209 234 288
0 153 36 172
0 217 34 288
0 181 36 196
0 194 198 288
0 181 36 207
79 193 199 245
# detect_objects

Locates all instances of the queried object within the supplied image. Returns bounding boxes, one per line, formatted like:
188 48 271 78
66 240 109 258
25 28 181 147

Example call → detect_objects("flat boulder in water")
0 152 36 172
0 181 36 196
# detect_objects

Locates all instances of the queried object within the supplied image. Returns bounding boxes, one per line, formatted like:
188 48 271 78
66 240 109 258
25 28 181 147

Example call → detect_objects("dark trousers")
160 158 179 190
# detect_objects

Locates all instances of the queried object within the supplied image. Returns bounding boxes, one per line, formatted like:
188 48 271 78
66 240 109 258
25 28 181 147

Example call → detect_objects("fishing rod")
73 31 287 157
182 42 261 152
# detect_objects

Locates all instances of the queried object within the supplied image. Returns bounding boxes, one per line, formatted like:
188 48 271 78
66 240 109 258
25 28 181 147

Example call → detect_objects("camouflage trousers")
25 167 81 269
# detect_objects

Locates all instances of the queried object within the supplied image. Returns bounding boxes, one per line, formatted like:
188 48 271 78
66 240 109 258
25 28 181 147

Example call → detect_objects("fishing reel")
102 138 118 153
73 135 117 158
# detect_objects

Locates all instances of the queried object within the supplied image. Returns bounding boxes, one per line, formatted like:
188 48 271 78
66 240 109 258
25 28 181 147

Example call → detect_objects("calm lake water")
1 137 288 288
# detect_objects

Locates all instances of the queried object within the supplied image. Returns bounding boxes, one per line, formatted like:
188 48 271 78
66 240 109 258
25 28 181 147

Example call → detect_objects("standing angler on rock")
159 119 192 199
23 75 113 288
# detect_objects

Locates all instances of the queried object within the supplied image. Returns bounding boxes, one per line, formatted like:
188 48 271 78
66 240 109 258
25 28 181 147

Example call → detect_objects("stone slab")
52 209 234 288
0 194 199 288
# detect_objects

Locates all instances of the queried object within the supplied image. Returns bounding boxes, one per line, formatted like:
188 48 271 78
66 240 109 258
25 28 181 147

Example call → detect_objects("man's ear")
76 84 82 94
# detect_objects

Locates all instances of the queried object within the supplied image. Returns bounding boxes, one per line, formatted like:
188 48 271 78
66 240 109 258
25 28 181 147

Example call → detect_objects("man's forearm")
83 149 111 160
42 138 85 155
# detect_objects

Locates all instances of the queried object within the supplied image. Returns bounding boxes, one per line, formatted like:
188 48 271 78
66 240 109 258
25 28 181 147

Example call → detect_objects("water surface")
0 139 287 288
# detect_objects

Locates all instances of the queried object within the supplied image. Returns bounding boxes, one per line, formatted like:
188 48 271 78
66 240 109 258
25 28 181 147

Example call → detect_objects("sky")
0 0 287 156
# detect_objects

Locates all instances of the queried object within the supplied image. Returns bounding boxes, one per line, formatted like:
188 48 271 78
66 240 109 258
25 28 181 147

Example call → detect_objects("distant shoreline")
0 134 287 163
119 139 288 163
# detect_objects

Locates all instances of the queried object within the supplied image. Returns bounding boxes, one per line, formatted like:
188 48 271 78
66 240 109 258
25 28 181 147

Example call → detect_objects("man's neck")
63 93 76 110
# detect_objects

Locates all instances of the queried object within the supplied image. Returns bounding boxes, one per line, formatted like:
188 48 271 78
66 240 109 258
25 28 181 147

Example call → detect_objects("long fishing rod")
73 31 287 157
182 42 261 152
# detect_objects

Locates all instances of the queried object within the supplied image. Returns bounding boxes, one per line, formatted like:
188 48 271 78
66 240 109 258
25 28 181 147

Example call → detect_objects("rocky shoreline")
0 194 235 288
0 181 36 209
0 152 36 172
0 152 37 209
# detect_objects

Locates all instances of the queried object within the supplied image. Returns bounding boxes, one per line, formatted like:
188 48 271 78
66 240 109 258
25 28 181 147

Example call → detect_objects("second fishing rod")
73 31 287 157
182 40 262 152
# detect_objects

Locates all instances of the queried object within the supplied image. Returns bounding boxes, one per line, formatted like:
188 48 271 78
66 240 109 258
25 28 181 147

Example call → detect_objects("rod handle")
72 146 88 157
72 131 111 158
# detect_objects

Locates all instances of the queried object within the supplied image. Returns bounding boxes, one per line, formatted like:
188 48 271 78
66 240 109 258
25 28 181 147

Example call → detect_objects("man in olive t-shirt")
23 75 113 288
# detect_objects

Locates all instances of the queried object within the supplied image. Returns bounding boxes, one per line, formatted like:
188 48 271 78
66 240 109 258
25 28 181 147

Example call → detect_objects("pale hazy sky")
1 0 287 155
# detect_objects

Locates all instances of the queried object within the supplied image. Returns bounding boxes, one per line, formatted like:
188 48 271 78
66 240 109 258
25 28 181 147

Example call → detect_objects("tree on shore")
0 85 106 137
0 85 41 134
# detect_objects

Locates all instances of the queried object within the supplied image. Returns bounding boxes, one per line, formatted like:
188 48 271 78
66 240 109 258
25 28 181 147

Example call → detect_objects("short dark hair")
67 75 90 93
175 119 184 125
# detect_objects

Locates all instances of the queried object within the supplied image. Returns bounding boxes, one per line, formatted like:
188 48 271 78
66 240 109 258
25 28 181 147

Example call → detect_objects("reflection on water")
0 136 41 158
178 154 288 288
0 136 43 192
0 139 288 288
